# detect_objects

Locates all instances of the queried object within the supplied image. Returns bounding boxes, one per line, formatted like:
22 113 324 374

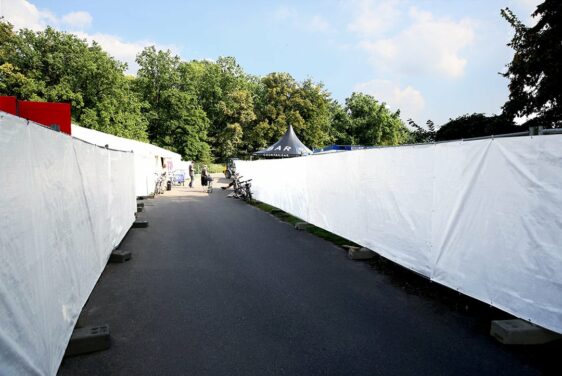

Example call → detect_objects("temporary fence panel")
236 135 562 334
0 112 136 375
71 124 183 197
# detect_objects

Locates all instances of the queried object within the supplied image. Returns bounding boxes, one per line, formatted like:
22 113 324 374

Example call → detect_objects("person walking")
188 163 194 188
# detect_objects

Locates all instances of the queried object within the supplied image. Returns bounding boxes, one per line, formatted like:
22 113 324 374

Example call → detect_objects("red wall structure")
17 101 72 135
0 96 72 135
0 96 17 115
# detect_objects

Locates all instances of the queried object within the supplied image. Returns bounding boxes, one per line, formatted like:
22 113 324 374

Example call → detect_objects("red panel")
18 101 72 135
0 96 17 115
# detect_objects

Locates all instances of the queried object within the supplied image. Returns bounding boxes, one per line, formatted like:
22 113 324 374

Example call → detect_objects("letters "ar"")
273 146 292 151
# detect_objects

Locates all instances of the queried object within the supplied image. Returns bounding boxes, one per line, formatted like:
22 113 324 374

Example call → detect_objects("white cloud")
1 0 57 31
308 15 331 32
61 11 92 30
354 79 425 119
2 0 177 74
358 7 474 78
347 0 401 36
1 0 91 31
73 32 179 74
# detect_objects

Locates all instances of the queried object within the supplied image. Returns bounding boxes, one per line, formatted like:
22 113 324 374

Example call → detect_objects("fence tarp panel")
0 113 135 375
71 124 182 197
236 136 562 334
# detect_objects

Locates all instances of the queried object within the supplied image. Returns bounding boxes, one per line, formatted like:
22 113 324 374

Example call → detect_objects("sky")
1 0 542 126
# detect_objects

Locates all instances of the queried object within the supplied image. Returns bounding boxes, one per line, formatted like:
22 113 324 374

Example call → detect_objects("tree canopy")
0 22 148 141
3 1 555 162
501 0 562 128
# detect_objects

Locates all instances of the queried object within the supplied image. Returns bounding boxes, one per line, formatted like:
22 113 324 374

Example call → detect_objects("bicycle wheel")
242 187 250 201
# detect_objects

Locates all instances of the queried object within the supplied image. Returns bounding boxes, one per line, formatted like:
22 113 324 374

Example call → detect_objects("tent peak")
254 124 312 158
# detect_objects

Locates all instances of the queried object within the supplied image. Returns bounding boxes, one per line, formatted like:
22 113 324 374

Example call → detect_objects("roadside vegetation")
251 201 359 247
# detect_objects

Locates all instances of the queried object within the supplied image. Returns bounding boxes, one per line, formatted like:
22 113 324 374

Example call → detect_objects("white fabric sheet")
237 136 562 334
0 113 136 375
71 124 182 197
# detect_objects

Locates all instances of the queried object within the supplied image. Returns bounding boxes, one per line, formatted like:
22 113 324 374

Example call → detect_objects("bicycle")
154 172 166 195
240 179 252 202
205 176 214 193
232 176 252 201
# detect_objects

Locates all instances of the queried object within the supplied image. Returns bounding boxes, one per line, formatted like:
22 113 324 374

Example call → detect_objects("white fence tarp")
0 113 136 375
236 136 562 334
71 124 183 197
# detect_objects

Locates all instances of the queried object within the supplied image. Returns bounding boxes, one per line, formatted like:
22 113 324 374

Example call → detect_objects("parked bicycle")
229 174 252 202
154 172 166 195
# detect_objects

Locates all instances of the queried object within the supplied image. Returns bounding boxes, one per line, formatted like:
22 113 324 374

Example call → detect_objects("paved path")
59 178 540 375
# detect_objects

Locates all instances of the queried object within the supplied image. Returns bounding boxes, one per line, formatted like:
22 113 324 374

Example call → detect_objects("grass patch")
251 201 359 247
193 162 225 174
208 163 225 174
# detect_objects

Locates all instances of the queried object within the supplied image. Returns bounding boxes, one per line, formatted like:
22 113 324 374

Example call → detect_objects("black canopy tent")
254 125 312 158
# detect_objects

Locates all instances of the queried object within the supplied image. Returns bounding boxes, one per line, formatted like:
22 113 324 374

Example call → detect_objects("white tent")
71 124 187 196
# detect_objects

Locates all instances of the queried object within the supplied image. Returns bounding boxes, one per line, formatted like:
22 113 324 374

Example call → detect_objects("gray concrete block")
65 325 110 357
137 206 144 213
132 220 149 228
490 319 562 345
109 249 132 263
294 222 311 230
348 247 375 260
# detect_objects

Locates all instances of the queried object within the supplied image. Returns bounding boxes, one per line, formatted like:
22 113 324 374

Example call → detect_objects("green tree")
328 100 353 145
408 119 436 143
344 92 409 146
0 21 148 141
251 72 299 149
501 1 562 127
289 79 332 149
134 46 181 142
0 63 44 100
177 57 257 160
134 47 211 161
435 113 520 141
250 73 332 152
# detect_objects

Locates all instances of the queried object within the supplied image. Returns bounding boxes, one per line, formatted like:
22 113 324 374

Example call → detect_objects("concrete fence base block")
137 201 144 208
348 247 375 260
109 249 132 263
137 206 144 213
132 220 149 228
65 325 110 357
490 319 562 345
294 222 311 230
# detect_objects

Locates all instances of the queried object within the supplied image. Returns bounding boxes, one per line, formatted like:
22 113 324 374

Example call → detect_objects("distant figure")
188 163 194 188
221 172 238 190
201 165 209 186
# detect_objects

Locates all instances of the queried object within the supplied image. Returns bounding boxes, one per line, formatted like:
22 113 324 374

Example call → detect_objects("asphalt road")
58 181 542 375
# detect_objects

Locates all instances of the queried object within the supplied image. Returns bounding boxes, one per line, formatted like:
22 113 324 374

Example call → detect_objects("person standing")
201 165 209 187
188 163 194 188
